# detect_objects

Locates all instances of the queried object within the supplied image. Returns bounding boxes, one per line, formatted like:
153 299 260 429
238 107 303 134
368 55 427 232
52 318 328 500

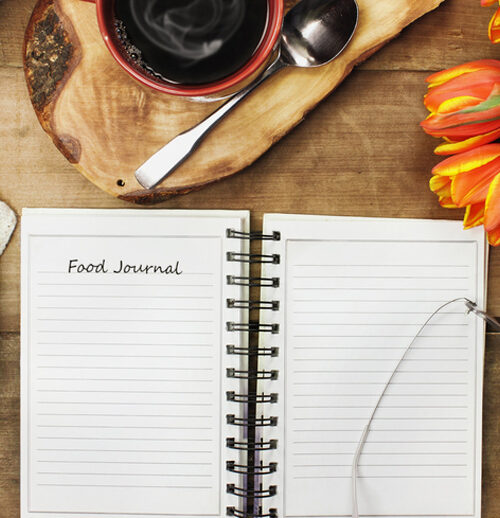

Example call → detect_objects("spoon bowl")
136 0 359 190
281 0 359 67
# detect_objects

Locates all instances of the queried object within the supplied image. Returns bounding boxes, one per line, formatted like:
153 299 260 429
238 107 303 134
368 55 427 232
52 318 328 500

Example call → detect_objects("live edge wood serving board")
23 0 445 204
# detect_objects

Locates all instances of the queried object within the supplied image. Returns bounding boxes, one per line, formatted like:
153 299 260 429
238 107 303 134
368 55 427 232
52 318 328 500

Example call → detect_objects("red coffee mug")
82 0 283 99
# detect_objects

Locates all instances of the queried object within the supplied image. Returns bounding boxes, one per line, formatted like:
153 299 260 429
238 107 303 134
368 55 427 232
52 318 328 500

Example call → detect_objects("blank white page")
21 209 249 518
259 214 486 518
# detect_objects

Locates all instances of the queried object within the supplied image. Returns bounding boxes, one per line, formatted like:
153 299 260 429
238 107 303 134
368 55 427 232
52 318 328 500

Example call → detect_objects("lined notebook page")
260 215 486 518
21 209 249 518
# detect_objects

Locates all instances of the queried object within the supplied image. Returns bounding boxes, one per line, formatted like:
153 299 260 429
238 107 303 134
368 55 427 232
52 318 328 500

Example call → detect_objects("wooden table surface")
0 0 499 515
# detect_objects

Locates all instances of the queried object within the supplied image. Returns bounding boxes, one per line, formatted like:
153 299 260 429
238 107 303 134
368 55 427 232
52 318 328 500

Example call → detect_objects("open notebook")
20 209 487 518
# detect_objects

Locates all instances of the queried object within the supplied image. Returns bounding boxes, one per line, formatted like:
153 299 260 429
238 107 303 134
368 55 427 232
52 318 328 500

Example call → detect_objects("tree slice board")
24 0 445 204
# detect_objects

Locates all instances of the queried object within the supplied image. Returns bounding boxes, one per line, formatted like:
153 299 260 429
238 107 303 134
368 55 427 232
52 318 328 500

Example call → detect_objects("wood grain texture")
22 0 449 203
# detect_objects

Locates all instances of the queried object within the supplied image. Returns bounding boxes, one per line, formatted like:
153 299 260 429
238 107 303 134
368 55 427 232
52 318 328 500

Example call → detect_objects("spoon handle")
135 57 286 190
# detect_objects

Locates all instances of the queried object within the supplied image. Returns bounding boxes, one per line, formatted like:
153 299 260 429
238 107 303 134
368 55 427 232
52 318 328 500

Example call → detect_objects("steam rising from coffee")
114 0 268 85
129 0 246 65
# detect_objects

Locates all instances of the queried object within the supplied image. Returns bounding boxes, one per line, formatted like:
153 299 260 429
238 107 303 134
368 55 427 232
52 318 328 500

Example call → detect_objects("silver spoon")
135 0 359 190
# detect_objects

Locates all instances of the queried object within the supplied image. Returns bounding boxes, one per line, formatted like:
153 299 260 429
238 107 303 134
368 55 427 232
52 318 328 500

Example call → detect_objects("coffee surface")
115 0 269 85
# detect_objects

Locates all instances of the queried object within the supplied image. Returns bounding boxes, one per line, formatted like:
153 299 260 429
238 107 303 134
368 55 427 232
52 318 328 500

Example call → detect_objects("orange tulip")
420 9 500 245
429 144 500 245
481 0 500 43
421 60 500 155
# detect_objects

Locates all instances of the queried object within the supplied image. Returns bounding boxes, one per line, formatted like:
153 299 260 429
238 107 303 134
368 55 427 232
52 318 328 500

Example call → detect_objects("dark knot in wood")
25 5 73 112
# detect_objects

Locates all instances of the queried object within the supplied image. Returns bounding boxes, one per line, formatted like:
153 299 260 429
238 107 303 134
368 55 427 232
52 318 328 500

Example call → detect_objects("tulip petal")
429 175 458 207
429 174 451 194
454 89 500 116
439 196 459 208
435 96 485 114
426 60 500 88
488 227 500 246
432 144 500 176
484 173 500 231
463 203 485 229
489 7 500 43
423 113 500 132
423 95 500 131
422 118 500 138
481 0 497 7
435 128 500 155
451 156 500 206
424 70 500 113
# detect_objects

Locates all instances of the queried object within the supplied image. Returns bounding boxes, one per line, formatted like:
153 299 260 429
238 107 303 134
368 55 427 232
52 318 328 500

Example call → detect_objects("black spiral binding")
226 228 280 518
226 345 279 357
227 509 278 518
227 300 279 311
227 461 277 475
227 229 281 241
227 392 278 404
226 438 278 451
227 276 280 288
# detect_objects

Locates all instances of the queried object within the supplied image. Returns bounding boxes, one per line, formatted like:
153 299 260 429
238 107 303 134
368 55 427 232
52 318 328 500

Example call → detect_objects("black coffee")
114 0 269 85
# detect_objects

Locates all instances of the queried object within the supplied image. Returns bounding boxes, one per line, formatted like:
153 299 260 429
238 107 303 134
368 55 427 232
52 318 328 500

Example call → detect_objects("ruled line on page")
36 318 214 323
291 394 468 398
292 452 468 456
292 287 469 291
293 299 459 303
292 440 468 444
36 367 217 373
287 372 468 376
37 366 213 371
292 405 469 409
37 378 213 382
36 449 213 453
292 311 465 315
293 382 468 386
37 471 213 477
292 480 468 484
37 342 213 346
292 275 469 280
37 330 215 335
36 354 213 359
36 271 215 276
37 425 213 430
36 413 213 418
35 437 214 442
292 333 468 340
37 306 216 311
295 345 468 354
293 372 468 376
291 358 468 362
291 429 468 433
292 380 467 385
37 484 213 489
293 463 467 468
36 402 214 406
36 460 213 465
37 295 216 299
37 389 213 394
291 264 472 268
291 417 468 421
37 283 216 288
292 323 469 327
